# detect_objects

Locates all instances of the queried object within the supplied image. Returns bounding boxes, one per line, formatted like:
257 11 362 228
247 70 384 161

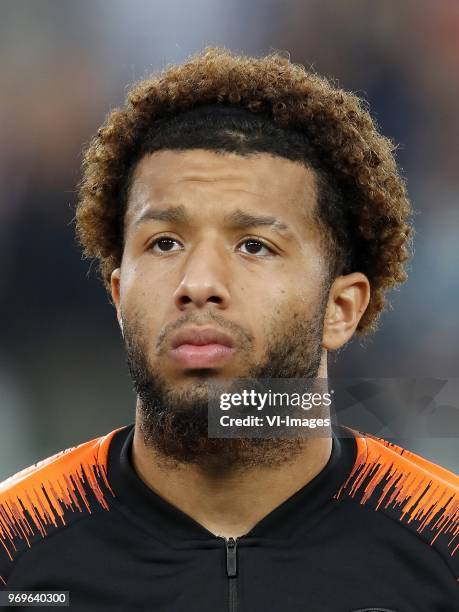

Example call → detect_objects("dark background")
1 0 458 478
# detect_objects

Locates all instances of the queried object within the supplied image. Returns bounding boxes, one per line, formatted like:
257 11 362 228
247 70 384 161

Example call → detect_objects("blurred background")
1 0 458 479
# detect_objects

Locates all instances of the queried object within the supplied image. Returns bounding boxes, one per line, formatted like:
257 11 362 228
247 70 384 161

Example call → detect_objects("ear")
322 272 370 351
110 268 123 330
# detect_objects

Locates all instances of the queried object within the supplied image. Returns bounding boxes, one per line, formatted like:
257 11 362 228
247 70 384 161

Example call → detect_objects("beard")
122 289 329 475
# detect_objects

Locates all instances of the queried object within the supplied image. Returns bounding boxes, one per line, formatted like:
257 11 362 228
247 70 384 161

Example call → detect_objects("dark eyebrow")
132 205 292 237
133 205 189 228
224 209 291 236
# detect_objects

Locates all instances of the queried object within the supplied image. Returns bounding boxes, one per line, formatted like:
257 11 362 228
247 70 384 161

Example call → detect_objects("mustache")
154 311 255 355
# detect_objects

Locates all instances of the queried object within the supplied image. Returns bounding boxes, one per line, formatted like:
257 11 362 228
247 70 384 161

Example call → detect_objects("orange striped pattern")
334 428 459 557
0 428 123 584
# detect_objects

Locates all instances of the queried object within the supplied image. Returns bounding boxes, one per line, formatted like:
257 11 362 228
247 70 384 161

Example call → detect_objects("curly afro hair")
76 46 414 337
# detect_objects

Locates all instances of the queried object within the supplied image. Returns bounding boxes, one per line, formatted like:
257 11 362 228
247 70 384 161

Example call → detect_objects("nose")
173 240 231 311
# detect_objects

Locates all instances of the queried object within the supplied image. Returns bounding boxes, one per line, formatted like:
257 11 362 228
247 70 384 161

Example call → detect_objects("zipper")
225 537 238 612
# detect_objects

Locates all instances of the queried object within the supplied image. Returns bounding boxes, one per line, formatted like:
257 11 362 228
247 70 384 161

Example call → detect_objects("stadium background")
1 0 458 478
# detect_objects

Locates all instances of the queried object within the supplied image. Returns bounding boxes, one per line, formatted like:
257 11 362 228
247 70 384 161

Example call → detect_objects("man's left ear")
322 273 371 351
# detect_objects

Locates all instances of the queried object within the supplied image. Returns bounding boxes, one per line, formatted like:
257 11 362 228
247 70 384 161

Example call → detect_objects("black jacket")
1 423 458 611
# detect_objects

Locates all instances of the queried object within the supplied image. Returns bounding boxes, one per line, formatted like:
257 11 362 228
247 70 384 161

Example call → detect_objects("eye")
149 236 183 253
237 238 274 257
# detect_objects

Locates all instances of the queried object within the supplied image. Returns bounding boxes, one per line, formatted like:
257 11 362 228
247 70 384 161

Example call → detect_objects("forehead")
124 149 318 228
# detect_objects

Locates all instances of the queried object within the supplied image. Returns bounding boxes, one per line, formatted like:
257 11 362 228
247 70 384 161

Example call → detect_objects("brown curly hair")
76 46 414 337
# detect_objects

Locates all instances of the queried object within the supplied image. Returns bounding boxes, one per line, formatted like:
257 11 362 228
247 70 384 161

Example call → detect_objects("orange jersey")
1 424 458 611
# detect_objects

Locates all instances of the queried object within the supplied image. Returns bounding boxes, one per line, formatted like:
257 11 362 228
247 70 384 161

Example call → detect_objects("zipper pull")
225 537 238 577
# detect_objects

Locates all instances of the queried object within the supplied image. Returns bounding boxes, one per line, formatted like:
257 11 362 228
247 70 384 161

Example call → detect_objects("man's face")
113 149 332 468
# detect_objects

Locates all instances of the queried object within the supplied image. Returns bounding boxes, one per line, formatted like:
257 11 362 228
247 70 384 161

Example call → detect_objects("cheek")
258 274 326 334
281 255 327 309
263 275 318 314
120 268 165 333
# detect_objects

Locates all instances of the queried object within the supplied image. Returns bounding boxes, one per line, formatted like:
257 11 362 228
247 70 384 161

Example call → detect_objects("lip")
171 327 235 349
170 327 236 368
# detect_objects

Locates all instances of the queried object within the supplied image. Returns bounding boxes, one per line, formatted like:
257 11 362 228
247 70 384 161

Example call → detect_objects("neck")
131 354 331 539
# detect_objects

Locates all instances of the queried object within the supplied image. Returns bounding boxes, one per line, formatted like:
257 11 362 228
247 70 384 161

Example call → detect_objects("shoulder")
334 427 459 574
0 427 124 586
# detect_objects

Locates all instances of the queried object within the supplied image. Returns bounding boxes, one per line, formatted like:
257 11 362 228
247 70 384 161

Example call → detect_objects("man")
1 47 457 611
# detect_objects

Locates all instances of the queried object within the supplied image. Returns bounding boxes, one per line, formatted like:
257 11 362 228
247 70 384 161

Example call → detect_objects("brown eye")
150 237 183 253
238 239 273 256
